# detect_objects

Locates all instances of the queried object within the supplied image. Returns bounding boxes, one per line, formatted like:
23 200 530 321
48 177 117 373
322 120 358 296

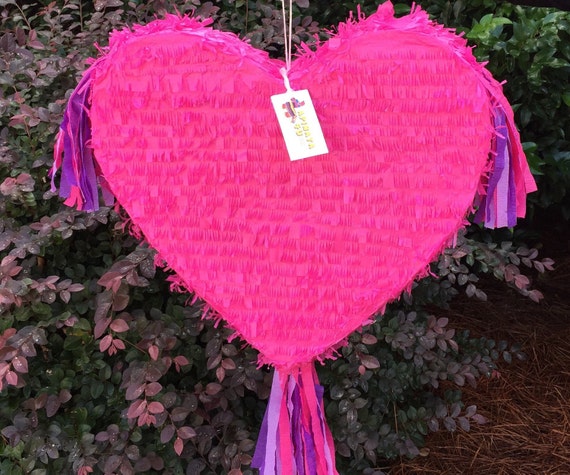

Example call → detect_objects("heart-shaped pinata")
53 2 535 473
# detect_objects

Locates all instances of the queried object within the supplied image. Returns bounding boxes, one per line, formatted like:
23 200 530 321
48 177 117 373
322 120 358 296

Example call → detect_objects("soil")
390 221 570 475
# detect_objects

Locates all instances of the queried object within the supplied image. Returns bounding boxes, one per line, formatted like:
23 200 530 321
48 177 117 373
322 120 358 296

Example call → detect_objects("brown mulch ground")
390 230 570 475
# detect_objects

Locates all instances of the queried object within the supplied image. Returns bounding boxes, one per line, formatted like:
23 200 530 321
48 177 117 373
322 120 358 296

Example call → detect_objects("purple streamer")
485 109 507 225
314 384 335 474
507 139 517 227
288 377 304 475
474 105 519 228
252 370 283 474
56 66 101 211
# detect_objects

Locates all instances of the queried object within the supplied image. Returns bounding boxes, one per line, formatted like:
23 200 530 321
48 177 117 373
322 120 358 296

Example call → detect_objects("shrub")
0 1 558 474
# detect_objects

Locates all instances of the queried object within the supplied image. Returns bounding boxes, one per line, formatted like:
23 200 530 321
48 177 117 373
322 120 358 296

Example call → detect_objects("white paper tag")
271 89 329 161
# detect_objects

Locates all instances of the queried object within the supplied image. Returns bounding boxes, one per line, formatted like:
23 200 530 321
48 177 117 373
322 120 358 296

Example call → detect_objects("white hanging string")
280 0 294 92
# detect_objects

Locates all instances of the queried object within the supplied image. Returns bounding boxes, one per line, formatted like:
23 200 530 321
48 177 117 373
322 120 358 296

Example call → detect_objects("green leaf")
90 382 104 399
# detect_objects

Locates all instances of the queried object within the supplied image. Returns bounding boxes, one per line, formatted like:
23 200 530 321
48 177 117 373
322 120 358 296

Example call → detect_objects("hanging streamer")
50 60 113 212
252 365 338 475
473 104 536 228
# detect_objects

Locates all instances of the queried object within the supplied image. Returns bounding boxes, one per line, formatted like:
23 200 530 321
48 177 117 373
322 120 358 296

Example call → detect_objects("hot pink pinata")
52 3 536 474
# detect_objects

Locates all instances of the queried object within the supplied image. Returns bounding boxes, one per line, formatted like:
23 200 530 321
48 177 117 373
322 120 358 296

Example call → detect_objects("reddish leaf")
34 393 48 410
205 338 221 358
94 317 112 339
60 290 71 303
148 345 159 361
7 265 22 277
528 289 544 303
170 407 190 422
161 356 172 369
0 328 17 341
104 455 122 473
465 405 477 418
46 394 61 417
97 271 122 290
221 344 238 357
360 354 380 370
68 284 85 292
474 289 487 301
19 340 37 357
205 382 223 395
216 366 226 383
173 437 184 456
206 353 222 370
95 431 110 442
126 384 146 401
0 255 16 268
448 339 459 352
361 334 378 345
99 335 113 352
221 358 236 370
149 455 164 471
145 382 162 397
113 338 126 350
173 355 189 372
125 444 140 461
111 260 137 274
160 424 175 444
521 258 532 271
453 374 465 386
0 347 18 361
94 291 113 323
541 258 555 271
471 413 488 425
533 261 545 273
5 370 18 386
59 389 72 403
514 273 530 290
147 401 165 414
145 362 164 382
12 356 28 374
110 319 130 333
137 412 156 427
127 399 147 419
177 426 196 440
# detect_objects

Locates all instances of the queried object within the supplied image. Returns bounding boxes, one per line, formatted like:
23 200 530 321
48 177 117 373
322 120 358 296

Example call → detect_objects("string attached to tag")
271 0 329 161
280 68 293 94
280 0 293 91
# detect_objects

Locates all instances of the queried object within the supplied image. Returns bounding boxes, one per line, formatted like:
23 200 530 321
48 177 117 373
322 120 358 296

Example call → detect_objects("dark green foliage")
0 0 563 473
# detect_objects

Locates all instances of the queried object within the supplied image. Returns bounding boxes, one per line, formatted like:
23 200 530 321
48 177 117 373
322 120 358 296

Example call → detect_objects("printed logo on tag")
271 89 329 161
